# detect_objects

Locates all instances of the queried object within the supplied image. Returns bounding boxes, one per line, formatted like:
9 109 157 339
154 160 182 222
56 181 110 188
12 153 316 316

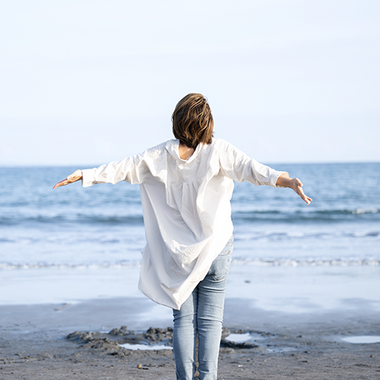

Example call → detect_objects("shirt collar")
165 139 202 163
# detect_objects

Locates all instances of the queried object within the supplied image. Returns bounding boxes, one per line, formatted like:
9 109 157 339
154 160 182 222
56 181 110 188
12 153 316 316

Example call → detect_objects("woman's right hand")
53 170 83 189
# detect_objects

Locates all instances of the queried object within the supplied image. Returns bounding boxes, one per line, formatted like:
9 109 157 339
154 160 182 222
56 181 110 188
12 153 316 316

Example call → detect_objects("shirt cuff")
270 170 286 188
81 169 96 188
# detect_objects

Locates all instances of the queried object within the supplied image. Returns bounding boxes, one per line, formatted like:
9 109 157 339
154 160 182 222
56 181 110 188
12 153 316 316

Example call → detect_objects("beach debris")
67 332 117 348
145 327 173 344
109 326 128 336
66 326 268 356
67 331 93 342
221 327 230 339
54 303 71 311
67 328 173 356
220 339 260 349
136 363 149 370
220 330 274 350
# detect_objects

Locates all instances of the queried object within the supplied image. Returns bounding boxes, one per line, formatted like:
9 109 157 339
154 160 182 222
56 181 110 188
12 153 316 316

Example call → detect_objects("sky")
1 0 379 166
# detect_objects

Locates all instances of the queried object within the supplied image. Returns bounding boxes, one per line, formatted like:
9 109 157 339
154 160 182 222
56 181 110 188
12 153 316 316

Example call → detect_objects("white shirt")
82 138 284 309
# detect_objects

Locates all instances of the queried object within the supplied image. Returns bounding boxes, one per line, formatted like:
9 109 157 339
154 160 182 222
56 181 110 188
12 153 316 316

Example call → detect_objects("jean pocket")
208 253 232 282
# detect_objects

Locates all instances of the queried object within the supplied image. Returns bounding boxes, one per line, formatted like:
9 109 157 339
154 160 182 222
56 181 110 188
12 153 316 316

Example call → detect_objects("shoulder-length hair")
172 93 214 149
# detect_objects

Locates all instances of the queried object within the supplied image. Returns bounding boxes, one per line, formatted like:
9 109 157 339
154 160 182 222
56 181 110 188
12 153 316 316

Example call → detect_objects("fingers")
53 179 69 189
302 194 313 205
304 197 312 205
53 170 82 190
294 180 312 205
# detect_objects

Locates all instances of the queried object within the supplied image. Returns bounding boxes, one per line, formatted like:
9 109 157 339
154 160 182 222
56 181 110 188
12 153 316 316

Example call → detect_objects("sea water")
0 163 379 312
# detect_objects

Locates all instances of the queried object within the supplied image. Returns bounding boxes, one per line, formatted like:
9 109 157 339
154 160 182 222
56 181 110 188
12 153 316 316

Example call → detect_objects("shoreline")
2 264 380 310
1 297 379 379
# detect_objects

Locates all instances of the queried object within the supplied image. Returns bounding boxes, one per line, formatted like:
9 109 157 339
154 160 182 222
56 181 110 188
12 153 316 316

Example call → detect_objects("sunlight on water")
225 333 251 343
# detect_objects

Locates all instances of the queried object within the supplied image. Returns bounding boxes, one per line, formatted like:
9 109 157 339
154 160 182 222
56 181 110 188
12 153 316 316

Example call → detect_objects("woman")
54 93 312 380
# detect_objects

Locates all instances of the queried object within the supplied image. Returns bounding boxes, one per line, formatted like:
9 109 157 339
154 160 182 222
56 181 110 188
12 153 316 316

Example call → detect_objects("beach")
1 297 379 379
1 264 380 379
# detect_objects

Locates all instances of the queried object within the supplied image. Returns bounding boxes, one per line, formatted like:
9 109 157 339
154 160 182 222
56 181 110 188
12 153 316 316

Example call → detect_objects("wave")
0 208 379 226
0 261 141 270
1 257 379 270
232 208 380 223
232 257 380 267
241 230 380 240
0 214 144 226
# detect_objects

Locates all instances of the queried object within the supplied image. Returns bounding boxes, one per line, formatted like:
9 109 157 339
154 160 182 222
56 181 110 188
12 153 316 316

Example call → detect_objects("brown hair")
172 93 214 149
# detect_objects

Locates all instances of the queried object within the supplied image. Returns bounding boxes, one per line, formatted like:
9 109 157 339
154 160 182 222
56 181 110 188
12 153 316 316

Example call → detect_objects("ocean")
0 163 379 312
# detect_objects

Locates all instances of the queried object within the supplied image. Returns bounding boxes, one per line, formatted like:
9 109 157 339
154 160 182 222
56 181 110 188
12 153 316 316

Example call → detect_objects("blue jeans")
172 236 233 380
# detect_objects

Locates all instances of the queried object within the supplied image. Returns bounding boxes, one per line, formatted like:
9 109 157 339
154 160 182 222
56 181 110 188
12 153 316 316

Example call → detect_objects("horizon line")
0 160 379 168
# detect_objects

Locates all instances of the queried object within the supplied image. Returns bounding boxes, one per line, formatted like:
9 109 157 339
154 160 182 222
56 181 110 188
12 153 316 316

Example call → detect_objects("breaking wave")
1 257 379 271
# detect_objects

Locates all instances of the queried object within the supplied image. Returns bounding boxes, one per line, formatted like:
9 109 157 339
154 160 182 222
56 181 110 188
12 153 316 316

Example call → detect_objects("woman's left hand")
291 178 313 205
276 173 313 205
53 170 83 189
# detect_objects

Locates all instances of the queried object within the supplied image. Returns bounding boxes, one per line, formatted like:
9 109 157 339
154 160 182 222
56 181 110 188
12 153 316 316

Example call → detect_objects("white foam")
119 343 172 350
231 258 380 267
1 258 379 270
353 209 378 214
0 261 141 270
342 336 380 344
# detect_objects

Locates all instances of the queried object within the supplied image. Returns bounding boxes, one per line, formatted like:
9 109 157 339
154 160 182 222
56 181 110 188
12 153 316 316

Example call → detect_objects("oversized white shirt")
82 138 284 309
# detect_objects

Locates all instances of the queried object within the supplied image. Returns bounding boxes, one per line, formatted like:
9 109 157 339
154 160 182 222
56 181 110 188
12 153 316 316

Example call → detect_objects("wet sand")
1 297 380 379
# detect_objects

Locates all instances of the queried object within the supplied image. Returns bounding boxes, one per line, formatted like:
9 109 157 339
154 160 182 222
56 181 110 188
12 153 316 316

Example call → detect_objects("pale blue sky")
1 0 379 165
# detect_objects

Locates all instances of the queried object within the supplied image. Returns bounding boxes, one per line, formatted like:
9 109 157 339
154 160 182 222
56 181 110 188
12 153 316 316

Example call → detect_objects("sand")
1 297 379 379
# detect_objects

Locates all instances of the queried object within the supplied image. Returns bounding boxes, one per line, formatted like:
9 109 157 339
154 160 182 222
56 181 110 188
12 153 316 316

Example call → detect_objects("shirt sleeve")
218 141 284 188
81 154 149 188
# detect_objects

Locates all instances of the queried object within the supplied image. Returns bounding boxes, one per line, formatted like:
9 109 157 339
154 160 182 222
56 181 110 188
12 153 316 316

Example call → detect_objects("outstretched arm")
53 155 146 190
276 172 313 205
53 170 83 189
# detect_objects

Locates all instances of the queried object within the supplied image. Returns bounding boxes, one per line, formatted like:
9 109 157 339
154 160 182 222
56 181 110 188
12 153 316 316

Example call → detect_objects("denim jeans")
172 236 233 380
